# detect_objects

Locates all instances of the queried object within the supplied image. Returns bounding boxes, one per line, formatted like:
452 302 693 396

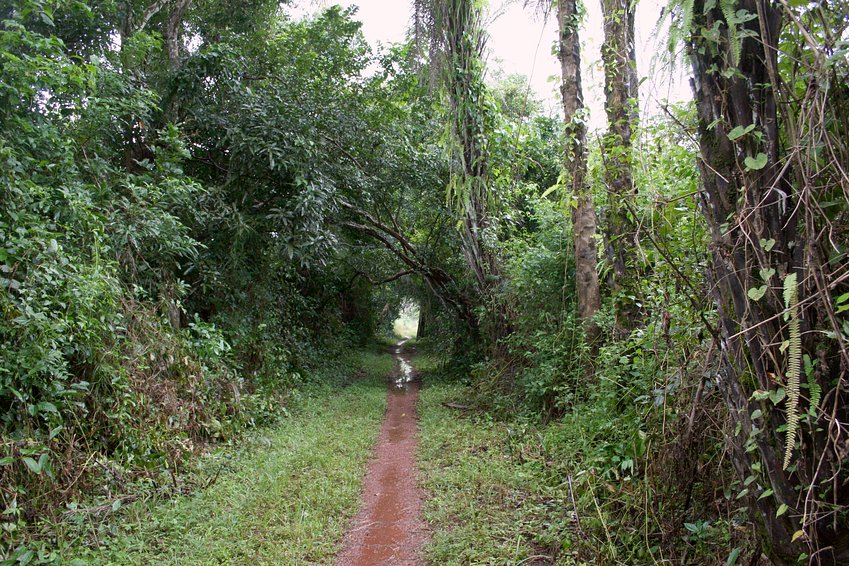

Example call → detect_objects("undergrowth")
2 345 392 564
416 345 758 565
419 380 574 564
48 347 392 564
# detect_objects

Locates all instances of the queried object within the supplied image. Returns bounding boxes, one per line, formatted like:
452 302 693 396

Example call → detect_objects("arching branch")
339 206 476 329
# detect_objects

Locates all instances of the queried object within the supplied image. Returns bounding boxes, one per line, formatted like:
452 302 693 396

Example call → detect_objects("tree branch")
354 269 414 286
340 200 424 264
340 217 472 325
136 0 169 33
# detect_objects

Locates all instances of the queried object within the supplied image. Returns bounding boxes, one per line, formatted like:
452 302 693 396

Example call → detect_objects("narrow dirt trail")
335 341 429 566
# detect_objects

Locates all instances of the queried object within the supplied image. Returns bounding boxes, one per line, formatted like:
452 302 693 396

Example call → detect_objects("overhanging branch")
339 213 474 326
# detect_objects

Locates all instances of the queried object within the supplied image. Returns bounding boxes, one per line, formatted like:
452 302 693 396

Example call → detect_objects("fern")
666 0 695 56
719 0 741 66
782 272 801 470
804 354 821 417
808 374 821 415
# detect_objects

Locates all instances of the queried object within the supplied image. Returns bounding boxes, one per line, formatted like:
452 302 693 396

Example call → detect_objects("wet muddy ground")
334 341 429 565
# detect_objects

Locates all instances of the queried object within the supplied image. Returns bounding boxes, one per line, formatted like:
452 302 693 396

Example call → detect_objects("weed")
418 382 575 564
46 350 392 564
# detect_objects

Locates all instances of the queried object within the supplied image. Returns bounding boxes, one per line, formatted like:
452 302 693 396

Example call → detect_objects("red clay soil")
334 344 429 566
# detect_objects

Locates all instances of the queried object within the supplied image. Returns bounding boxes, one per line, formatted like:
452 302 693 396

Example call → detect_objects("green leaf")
35 401 58 414
751 390 769 401
759 268 775 281
727 124 755 141
22 457 42 474
0 457 14 466
777 503 789 516
540 183 561 199
758 488 774 500
727 547 743 566
760 238 776 252
836 292 849 314
744 153 768 170
769 388 786 405
14 547 34 565
748 285 767 301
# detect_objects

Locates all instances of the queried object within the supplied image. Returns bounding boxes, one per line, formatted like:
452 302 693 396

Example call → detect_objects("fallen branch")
441 402 471 411
62 494 139 518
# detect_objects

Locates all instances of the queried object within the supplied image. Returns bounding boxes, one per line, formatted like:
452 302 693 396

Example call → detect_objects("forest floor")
64 349 392 565
60 343 573 565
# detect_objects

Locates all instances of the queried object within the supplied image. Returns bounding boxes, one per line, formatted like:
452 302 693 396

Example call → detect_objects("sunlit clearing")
392 301 420 339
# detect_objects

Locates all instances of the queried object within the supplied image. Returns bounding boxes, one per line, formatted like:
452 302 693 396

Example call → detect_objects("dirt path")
334 341 429 565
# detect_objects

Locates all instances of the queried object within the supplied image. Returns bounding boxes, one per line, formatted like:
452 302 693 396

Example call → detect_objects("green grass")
64 350 392 565
417 379 576 565
415 366 701 565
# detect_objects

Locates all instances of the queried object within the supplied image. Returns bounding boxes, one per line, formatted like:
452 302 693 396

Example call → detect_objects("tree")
557 0 600 339
411 0 513 343
436 0 495 289
600 0 639 335
682 0 849 561
117 0 192 68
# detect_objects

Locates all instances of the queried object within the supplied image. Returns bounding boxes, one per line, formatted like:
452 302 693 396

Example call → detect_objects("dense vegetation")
1 0 847 564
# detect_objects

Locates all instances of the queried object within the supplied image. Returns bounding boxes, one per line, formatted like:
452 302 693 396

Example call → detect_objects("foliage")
65 349 391 564
3 0 847 562
0 1 405 556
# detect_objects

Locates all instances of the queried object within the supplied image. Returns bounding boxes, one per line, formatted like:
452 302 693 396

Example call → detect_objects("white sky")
289 0 690 132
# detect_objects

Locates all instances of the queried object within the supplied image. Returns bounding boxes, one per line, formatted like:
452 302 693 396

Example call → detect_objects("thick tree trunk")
416 288 432 339
164 0 192 70
558 0 600 340
443 1 511 344
689 1 848 562
600 0 639 335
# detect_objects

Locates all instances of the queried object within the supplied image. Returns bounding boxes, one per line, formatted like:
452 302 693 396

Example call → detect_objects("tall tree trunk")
164 0 192 70
416 287 433 339
412 0 512 345
558 0 600 340
688 0 848 562
600 0 639 335
119 0 190 69
441 0 510 343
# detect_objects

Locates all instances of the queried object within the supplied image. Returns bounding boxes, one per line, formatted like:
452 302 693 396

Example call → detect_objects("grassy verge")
417 376 575 565
416 355 741 565
60 348 393 565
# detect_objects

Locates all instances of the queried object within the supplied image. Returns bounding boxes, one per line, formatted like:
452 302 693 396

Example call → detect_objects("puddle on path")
334 342 428 566
394 358 414 389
